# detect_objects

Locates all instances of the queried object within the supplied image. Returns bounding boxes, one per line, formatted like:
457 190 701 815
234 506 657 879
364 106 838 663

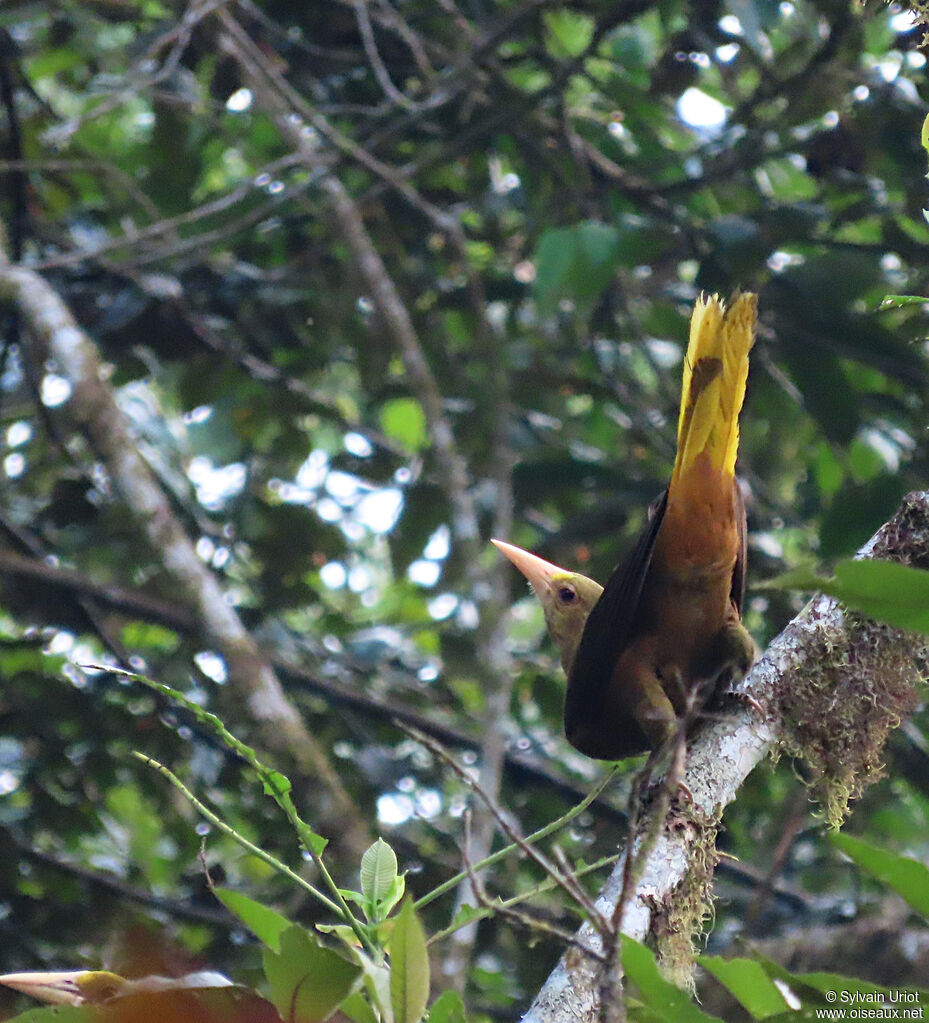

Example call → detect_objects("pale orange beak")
491 538 563 597
0 970 89 1006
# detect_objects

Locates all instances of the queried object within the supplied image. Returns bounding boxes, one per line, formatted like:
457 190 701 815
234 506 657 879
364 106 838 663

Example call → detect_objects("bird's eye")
557 586 577 604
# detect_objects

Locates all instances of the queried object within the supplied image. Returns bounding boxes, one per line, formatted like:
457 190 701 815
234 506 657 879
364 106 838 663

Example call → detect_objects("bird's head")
492 539 602 675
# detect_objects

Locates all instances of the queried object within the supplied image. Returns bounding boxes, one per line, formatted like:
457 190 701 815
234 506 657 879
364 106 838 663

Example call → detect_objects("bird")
495 292 758 760
0 968 279 1022
0 968 233 1005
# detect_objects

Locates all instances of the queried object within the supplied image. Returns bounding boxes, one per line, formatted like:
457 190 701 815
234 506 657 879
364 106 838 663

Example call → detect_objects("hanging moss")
775 611 923 827
775 493 929 826
649 804 722 991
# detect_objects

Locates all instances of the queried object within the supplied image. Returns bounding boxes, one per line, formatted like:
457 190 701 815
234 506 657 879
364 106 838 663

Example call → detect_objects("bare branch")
351 0 433 111
14 840 233 929
214 8 482 552
46 0 231 143
0 242 372 862
22 155 304 271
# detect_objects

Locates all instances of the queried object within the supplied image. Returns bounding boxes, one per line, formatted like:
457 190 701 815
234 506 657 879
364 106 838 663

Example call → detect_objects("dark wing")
564 490 667 759
729 478 747 616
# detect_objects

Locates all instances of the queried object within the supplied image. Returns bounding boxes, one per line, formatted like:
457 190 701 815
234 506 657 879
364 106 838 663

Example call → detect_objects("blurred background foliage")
0 0 927 1017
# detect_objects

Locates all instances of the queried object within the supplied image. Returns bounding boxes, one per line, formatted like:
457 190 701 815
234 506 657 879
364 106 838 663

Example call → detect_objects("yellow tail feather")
671 292 756 489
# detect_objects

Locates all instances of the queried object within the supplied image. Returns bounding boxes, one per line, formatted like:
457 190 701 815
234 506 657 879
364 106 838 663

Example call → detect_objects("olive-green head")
492 539 603 675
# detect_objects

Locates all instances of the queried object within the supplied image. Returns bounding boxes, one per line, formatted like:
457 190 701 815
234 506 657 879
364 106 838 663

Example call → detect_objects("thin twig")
352 0 430 111
118 667 376 955
16 839 234 928
27 155 304 270
133 751 345 916
416 763 622 912
402 723 610 933
46 0 231 142
459 809 585 948
428 852 619 947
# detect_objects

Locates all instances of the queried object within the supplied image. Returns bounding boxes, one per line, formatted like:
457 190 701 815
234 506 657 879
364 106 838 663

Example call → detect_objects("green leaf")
533 221 620 313
380 398 428 451
119 620 180 653
760 955 929 1007
427 990 467 1023
214 887 292 951
0 636 61 679
105 784 174 889
339 990 380 1023
389 898 430 1023
757 565 827 593
751 950 928 1008
812 441 844 499
2 1009 94 1022
879 294 928 309
263 924 361 1023
533 228 575 303
383 875 407 917
26 48 86 80
760 559 929 635
262 768 293 800
625 1006 672 1023
361 838 399 905
699 955 790 1018
828 559 929 633
922 112 929 156
830 831 929 918
779 342 859 445
543 10 595 57
790 971 929 1002
445 902 483 934
295 819 328 858
358 961 392 1022
577 221 620 265
819 477 908 558
622 937 723 1022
